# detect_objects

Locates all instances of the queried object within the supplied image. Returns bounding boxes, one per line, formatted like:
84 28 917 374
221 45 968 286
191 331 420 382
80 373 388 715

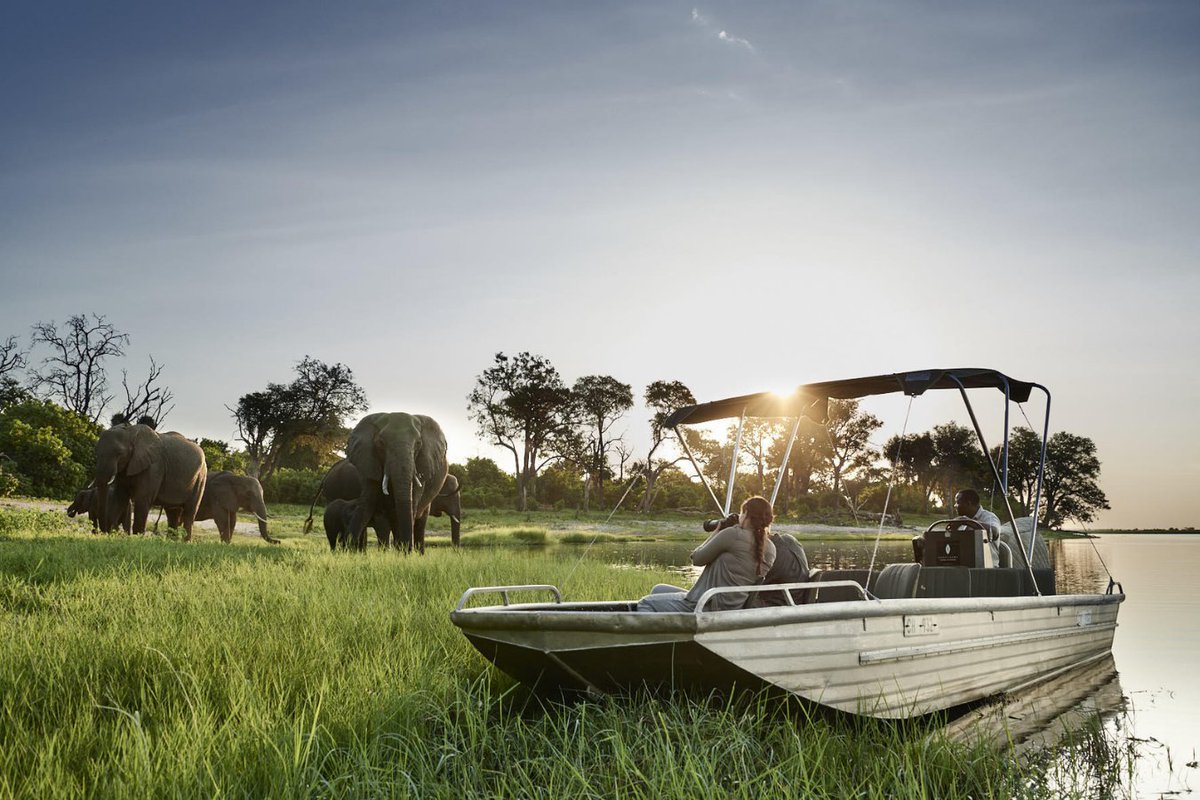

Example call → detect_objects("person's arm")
690 526 740 566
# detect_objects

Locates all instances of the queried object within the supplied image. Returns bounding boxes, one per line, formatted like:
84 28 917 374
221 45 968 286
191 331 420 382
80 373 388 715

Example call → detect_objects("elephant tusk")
450 515 460 525
414 473 424 489
382 472 389 496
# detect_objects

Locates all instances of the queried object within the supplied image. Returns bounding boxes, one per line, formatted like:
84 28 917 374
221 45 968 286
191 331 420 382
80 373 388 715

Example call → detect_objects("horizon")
2 1 1197 528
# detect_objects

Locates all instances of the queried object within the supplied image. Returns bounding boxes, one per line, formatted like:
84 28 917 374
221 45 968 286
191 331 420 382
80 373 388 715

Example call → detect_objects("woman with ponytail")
637 495 777 613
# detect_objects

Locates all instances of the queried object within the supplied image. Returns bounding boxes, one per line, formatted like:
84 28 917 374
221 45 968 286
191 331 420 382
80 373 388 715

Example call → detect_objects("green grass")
0 506 1130 799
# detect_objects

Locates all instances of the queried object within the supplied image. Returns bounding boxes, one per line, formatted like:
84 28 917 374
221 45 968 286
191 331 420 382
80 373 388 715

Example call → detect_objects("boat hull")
451 593 1123 718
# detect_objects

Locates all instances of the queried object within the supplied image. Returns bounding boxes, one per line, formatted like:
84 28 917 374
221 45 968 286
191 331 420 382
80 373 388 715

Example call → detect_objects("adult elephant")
93 420 206 539
66 485 131 533
304 459 461 546
345 412 448 553
165 471 277 544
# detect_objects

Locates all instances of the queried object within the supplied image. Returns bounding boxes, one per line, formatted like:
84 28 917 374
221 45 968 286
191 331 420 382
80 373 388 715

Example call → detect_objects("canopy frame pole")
1001 383 1011 494
672 426 725 515
723 408 748 515
950 377 1039 595
1028 383 1052 561
769 416 803 508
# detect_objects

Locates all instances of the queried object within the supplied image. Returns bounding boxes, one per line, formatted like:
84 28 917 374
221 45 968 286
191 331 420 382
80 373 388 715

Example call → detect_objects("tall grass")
0 508 1122 798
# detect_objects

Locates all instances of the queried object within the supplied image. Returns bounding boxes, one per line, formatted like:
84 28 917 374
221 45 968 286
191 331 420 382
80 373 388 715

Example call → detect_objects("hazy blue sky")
2 1 1196 528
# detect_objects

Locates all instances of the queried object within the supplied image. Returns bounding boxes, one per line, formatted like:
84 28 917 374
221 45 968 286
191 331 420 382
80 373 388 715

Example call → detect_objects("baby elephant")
323 498 392 551
66 486 131 533
165 471 277 544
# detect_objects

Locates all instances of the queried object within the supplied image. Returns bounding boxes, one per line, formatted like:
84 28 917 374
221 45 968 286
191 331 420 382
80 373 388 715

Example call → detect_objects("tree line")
0 323 1110 528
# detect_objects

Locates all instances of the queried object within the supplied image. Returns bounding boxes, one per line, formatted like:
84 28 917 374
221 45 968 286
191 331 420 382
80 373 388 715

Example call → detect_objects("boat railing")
455 584 563 611
695 580 872 613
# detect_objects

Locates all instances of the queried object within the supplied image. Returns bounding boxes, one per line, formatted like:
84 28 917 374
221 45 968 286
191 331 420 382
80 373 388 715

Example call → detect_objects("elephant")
66 485 131 533
93 421 206 539
165 471 277 544
345 412 449 553
304 459 462 546
322 497 393 551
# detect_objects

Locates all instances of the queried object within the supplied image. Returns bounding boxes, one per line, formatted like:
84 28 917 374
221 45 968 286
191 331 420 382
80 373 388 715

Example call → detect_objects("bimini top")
664 368 1038 428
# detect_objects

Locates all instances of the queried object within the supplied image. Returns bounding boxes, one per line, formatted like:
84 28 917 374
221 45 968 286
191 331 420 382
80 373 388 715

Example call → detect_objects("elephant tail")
302 469 333 534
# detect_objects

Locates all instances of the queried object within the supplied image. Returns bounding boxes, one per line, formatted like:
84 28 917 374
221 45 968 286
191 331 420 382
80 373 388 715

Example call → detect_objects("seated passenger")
956 488 1002 567
637 496 777 612
746 532 810 608
912 488 1002 566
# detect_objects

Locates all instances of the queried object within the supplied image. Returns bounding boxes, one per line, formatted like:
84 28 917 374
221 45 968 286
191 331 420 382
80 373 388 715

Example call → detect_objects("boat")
450 368 1124 719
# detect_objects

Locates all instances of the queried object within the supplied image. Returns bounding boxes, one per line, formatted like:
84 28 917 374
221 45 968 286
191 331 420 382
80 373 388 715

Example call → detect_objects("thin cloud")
718 30 755 53
691 8 757 54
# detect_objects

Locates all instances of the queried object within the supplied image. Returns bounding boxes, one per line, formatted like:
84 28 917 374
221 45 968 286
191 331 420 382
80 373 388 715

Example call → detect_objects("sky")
1 1 1197 528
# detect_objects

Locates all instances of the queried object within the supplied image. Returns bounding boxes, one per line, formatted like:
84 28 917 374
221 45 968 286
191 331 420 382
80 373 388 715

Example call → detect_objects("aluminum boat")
450 368 1124 718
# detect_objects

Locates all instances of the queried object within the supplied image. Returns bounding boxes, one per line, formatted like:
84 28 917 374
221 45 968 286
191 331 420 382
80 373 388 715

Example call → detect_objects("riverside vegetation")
0 506 1133 799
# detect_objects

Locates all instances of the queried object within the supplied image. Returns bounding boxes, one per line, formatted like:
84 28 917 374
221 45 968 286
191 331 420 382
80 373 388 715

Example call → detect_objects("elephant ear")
439 474 460 497
126 426 159 476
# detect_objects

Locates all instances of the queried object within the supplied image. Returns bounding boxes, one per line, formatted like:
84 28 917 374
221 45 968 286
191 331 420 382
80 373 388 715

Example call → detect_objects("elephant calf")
165 471 277 544
67 486 131 533
323 498 392 551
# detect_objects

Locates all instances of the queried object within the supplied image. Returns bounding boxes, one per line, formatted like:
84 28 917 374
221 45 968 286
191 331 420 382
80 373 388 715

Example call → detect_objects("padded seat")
873 563 921 599
810 569 873 603
915 567 971 598
968 568 1022 597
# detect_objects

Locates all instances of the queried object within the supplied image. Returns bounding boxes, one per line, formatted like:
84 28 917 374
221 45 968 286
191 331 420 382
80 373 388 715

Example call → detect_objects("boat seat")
872 563 921 599
809 569 873 603
915 567 971 598
1025 569 1057 596
968 568 1022 597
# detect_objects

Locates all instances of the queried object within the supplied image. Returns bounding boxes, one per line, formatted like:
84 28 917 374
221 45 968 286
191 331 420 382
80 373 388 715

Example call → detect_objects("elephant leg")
413 513 429 555
220 510 235 543
132 497 152 535
346 483 381 553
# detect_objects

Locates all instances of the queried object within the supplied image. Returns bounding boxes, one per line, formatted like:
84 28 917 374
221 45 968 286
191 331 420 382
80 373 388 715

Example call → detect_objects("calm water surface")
568 532 1200 796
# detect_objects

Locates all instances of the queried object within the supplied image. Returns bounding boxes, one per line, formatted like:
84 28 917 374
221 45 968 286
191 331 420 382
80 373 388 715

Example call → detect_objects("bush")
260 468 324 505
0 466 18 498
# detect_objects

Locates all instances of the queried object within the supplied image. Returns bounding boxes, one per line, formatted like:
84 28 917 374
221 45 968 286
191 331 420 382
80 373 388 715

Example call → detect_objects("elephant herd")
71 411 461 553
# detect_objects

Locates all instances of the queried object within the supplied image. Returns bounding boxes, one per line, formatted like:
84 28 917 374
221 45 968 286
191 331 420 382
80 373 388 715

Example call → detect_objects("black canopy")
663 368 1037 427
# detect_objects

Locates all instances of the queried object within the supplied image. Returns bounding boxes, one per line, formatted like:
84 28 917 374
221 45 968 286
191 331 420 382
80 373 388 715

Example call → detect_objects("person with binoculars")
636 496 777 612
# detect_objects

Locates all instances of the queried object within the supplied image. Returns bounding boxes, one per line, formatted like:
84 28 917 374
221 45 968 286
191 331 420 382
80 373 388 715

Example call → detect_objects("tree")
638 380 696 512
931 422 989 509
29 314 129 423
572 374 633 509
467 352 576 511
0 399 101 498
230 357 367 480
767 416 825 512
740 418 786 497
455 456 517 509
116 356 175 425
819 399 882 509
0 335 27 409
884 431 938 512
199 438 248 473
1040 432 1110 529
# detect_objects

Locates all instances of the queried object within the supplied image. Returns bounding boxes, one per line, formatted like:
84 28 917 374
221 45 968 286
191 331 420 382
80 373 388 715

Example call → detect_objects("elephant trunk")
386 456 416 553
253 495 278 544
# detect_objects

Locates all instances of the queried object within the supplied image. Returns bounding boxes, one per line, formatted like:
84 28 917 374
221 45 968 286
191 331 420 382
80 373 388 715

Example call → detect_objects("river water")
568 532 1200 796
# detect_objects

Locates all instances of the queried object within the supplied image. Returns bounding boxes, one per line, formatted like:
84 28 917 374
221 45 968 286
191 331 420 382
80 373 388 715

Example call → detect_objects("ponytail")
741 496 774 577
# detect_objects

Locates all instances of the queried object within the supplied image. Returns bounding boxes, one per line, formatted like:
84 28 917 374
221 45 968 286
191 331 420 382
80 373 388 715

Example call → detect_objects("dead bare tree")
118 356 175 426
29 314 129 423
0 335 25 379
